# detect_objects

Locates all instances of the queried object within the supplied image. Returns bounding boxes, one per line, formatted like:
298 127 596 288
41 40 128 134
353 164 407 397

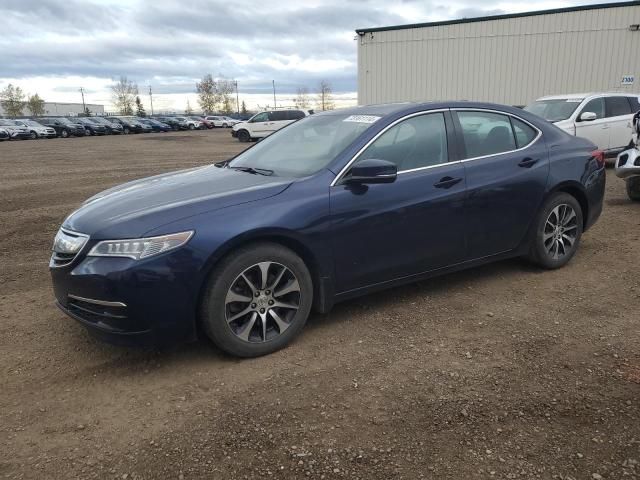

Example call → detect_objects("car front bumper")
50 248 202 346
231 130 238 137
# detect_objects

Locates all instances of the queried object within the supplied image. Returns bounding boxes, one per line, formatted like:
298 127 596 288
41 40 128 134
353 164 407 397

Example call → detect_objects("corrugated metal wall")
358 5 640 106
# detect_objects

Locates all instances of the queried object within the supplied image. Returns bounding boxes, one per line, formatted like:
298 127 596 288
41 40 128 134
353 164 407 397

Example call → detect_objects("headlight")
87 231 194 260
53 229 89 254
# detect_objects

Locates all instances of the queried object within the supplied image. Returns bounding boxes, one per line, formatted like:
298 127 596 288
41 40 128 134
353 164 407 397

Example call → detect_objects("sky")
0 0 623 113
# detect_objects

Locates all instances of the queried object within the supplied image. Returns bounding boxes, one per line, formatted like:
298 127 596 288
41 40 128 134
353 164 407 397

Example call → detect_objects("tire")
30 131 37 140
527 192 583 269
124 127 130 135
237 129 250 143
188 124 195 130
200 243 313 357
222 123 228 128
626 177 640 201
61 129 69 138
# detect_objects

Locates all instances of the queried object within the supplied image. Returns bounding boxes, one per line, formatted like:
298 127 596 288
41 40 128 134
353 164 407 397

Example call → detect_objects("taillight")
591 149 605 167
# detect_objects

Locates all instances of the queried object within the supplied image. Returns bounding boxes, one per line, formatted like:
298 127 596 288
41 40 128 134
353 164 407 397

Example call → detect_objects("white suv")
526 93 640 156
231 109 308 142
205 116 240 128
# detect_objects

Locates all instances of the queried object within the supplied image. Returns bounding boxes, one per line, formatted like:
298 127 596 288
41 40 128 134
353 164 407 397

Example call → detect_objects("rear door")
453 109 549 260
605 96 634 150
575 97 609 150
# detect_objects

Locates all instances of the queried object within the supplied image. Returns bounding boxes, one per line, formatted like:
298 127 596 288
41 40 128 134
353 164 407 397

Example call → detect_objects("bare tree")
316 80 335 111
294 87 311 108
196 74 218 114
185 99 194 115
111 76 138 115
26 93 45 116
0 84 26 117
217 78 235 114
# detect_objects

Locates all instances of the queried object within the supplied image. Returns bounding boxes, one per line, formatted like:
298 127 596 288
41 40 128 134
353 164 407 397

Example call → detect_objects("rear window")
606 96 633 117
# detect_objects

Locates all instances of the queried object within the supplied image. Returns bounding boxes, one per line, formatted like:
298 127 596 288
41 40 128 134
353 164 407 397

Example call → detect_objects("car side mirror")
579 111 597 122
346 159 397 185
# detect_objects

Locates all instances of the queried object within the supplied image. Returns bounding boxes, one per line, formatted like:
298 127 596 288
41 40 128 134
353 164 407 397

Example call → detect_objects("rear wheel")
61 129 69 138
189 124 195 130
237 129 250 143
123 127 130 135
626 177 640 201
200 243 313 357
527 193 583 269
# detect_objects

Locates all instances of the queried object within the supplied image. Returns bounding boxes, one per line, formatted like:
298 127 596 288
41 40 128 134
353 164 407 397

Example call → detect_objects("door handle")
518 157 539 168
434 176 462 189
602 124 610 129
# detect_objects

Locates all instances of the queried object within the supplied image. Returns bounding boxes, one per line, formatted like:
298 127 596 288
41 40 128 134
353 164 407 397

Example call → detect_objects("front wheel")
30 131 37 140
237 129 250 143
527 193 583 269
188 124 195 130
200 243 313 357
626 177 640 201
61 129 69 138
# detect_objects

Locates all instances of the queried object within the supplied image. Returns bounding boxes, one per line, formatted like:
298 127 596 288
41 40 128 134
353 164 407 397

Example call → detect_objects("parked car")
139 118 172 132
76 117 107 136
0 128 9 141
13 119 57 139
49 102 605 357
38 117 79 138
205 115 240 128
231 109 308 142
89 117 124 135
49 117 87 137
106 117 143 134
154 116 181 131
0 119 32 140
525 92 640 157
173 116 202 130
189 116 211 129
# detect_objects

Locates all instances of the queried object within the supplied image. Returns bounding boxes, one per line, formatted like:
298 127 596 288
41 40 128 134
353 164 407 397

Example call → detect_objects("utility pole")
148 86 154 116
79 87 86 114
272 80 276 109
234 80 239 115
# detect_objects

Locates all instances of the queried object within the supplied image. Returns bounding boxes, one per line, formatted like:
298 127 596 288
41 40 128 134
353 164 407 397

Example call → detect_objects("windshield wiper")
227 166 274 176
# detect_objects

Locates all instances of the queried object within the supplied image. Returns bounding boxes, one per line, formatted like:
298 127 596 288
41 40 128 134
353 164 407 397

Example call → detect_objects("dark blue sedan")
50 102 606 357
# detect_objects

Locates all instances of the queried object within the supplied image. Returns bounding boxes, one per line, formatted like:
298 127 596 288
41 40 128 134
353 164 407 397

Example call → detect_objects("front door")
453 110 549 259
330 111 467 293
575 97 609 150
250 112 272 137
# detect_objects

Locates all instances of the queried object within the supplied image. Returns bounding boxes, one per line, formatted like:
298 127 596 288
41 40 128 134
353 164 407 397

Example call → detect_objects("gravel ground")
0 130 639 480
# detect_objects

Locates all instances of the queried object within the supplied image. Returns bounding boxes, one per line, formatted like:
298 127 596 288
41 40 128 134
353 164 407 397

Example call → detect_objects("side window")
271 111 289 121
251 112 269 123
606 96 632 117
457 111 516 158
580 98 605 119
511 118 538 149
628 96 640 113
355 113 448 172
288 110 305 120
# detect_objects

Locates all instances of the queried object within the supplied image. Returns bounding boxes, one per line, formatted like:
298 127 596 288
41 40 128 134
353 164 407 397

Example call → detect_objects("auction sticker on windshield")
343 115 381 123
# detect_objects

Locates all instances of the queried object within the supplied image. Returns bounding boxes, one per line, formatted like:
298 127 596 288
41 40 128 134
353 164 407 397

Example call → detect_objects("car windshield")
25 120 43 127
524 99 583 122
228 113 379 178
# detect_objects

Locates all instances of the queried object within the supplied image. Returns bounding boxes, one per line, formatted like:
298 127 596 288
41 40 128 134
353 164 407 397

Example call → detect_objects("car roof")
536 92 640 101
314 101 534 118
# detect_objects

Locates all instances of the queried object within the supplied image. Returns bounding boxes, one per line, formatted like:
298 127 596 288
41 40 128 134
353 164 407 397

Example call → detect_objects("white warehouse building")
356 1 640 107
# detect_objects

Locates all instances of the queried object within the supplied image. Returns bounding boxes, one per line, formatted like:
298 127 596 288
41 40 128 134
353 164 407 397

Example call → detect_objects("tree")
84 107 92 116
0 84 26 117
294 87 310 108
26 93 45 116
241 100 248 116
185 99 193 115
196 74 235 114
111 76 138 115
196 74 217 114
316 80 335 111
135 96 146 117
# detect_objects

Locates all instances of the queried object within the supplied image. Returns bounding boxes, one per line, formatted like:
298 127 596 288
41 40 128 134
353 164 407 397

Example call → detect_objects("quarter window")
457 111 516 158
580 98 605 120
628 96 640 112
511 117 538 149
355 113 448 171
606 96 632 117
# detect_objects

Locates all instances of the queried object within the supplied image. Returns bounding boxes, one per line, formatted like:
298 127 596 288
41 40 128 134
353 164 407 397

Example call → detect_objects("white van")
231 109 308 142
525 93 640 156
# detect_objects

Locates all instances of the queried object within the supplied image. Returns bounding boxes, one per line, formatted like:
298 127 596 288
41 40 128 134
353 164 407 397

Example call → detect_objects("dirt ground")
0 130 639 480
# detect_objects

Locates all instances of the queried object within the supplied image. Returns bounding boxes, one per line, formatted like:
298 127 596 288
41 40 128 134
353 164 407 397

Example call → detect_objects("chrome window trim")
68 294 127 308
330 109 449 187
451 108 543 163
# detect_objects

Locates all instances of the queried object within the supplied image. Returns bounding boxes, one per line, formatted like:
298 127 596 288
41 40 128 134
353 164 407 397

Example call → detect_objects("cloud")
0 0 623 110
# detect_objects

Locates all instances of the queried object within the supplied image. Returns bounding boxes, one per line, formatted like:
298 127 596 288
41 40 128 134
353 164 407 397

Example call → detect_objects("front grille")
50 228 89 268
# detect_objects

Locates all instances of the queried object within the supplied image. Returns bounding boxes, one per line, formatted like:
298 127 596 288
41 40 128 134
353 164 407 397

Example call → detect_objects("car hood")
2 125 28 132
63 165 292 238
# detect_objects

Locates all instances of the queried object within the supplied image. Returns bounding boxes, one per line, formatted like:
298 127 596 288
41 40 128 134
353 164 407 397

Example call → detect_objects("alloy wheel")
225 262 301 343
543 204 578 260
